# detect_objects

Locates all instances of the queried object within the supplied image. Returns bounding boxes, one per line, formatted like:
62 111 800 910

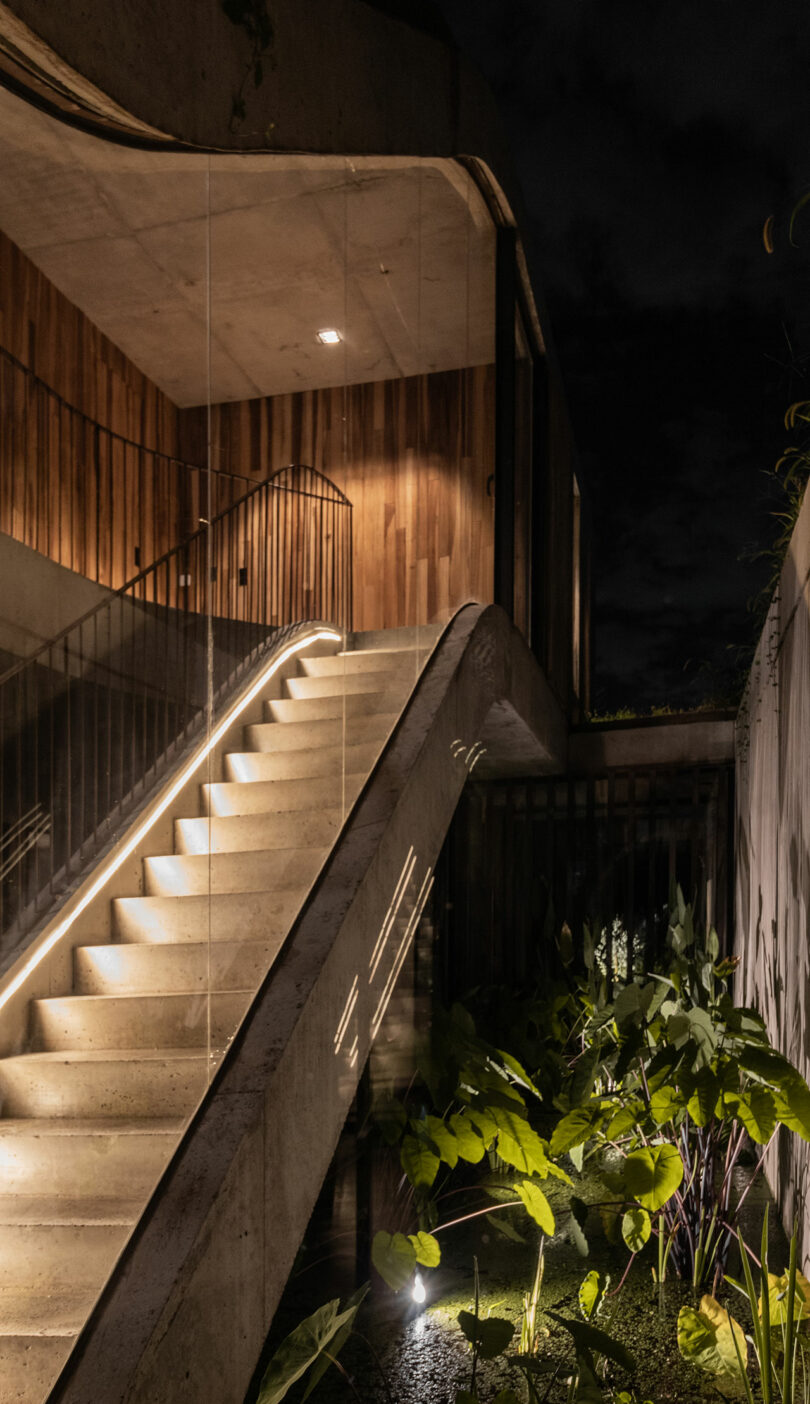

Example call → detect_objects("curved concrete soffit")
47 601 566 1404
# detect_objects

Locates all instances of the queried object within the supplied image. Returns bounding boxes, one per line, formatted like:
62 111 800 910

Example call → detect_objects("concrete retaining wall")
735 485 810 1262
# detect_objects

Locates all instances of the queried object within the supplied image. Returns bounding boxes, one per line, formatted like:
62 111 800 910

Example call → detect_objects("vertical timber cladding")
0 228 183 586
193 364 496 631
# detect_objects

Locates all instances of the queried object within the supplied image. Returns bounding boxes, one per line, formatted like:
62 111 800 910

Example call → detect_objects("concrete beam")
568 715 735 774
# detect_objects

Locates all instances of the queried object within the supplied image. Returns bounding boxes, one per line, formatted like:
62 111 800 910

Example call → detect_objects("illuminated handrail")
0 465 352 960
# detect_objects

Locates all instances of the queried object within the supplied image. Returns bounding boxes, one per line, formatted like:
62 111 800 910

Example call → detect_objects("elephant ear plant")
550 890 810 1291
370 1002 572 1289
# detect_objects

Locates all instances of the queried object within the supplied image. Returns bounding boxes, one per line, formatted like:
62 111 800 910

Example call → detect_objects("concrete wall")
0 532 112 661
735 484 810 1261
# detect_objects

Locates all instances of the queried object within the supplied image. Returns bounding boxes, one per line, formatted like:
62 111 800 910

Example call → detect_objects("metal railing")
0 464 352 958
0 344 254 586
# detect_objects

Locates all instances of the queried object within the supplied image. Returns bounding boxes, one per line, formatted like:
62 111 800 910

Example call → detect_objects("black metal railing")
435 764 734 1001
0 464 352 959
0 343 254 586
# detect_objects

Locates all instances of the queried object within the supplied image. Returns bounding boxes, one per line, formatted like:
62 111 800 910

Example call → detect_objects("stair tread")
37 990 253 1007
0 1117 185 1136
0 1289 92 1335
1 1048 222 1065
0 1196 144 1225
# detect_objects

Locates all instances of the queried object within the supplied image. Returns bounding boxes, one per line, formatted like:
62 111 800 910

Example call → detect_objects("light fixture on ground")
316 328 341 344
412 1272 426 1305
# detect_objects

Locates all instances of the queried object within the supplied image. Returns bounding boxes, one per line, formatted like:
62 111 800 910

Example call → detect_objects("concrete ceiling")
0 85 495 406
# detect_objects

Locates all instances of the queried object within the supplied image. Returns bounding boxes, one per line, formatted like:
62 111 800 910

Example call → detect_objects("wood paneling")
181 364 496 632
0 228 186 587
1 219 495 632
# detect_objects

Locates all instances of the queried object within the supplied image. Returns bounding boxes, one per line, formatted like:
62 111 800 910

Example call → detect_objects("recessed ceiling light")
317 328 342 345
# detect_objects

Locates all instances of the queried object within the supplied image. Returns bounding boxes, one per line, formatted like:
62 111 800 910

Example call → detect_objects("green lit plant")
452 1261 645 1404
253 1286 369 1403
678 1208 810 1402
370 1003 572 1291
549 890 810 1291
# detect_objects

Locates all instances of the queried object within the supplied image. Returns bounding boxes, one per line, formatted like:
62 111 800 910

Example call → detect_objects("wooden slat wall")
180 364 496 632
0 228 183 586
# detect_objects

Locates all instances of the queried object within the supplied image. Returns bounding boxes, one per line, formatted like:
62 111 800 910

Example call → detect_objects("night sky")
434 0 810 712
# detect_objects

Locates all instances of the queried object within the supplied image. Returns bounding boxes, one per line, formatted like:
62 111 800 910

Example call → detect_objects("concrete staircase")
0 633 428 1404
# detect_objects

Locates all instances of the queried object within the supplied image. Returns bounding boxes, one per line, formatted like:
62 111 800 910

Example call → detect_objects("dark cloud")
437 0 810 708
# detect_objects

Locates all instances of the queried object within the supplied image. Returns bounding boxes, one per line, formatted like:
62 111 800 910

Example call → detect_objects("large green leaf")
621 1206 651 1253
550 1106 602 1157
400 1134 440 1188
624 1144 683 1212
424 1115 459 1168
465 1106 498 1147
688 1007 718 1068
515 1179 555 1234
687 1067 719 1127
457 1311 515 1359
545 1312 636 1373
371 1231 416 1291
605 1101 643 1139
300 1285 368 1402
491 1107 549 1176
578 1269 608 1320
677 1296 747 1384
449 1111 486 1163
256 1294 365 1404
408 1230 441 1268
649 1085 683 1126
738 1045 798 1088
498 1048 541 1097
780 1077 810 1140
761 1268 810 1324
728 1085 777 1144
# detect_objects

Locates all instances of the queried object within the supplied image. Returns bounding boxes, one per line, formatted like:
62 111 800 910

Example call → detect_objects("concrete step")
75 939 278 994
223 739 380 784
298 649 416 677
113 890 307 944
0 1220 130 1290
30 991 251 1052
348 624 442 652
0 1049 217 1118
174 809 341 856
0 1118 182 1197
246 711 397 753
0 1331 76 1404
0 1290 89 1336
202 773 364 818
283 672 409 701
0 1196 142 1226
266 692 402 724
143 845 327 896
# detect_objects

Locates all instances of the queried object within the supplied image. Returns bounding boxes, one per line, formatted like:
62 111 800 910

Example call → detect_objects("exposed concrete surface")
568 715 735 773
46 603 565 1404
0 532 112 662
735 485 810 1268
0 79 495 403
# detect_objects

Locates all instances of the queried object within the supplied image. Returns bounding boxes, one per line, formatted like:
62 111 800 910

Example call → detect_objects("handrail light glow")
0 628 342 1015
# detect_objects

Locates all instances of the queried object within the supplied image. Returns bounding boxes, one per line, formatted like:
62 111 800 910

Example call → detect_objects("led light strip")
371 865 434 1041
333 973 359 1055
0 628 342 1015
368 845 416 981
